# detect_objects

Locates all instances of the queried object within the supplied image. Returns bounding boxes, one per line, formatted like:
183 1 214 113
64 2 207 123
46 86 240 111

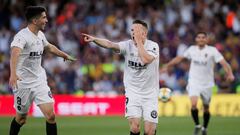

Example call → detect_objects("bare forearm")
47 44 68 59
223 62 233 76
82 33 119 51
166 56 184 68
93 38 111 48
219 59 233 76
10 56 17 75
93 38 119 51
137 45 154 64
10 50 20 75
9 47 21 88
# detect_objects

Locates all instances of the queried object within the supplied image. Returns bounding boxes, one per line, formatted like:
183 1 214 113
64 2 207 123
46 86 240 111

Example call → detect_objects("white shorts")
187 85 212 105
125 95 158 123
13 83 54 114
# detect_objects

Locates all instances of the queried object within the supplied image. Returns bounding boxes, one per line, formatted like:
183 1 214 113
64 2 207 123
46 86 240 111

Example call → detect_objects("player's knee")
20 119 27 125
130 123 140 133
16 117 27 125
144 130 155 135
45 112 55 122
191 104 197 109
144 127 156 135
203 107 209 113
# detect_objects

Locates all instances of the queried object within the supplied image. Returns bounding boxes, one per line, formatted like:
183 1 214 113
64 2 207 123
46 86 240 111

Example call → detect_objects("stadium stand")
0 0 240 95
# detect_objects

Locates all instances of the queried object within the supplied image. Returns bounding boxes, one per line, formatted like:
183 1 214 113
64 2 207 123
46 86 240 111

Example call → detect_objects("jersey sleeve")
213 47 224 63
183 47 192 59
10 34 26 49
146 43 159 58
117 40 128 55
40 32 50 47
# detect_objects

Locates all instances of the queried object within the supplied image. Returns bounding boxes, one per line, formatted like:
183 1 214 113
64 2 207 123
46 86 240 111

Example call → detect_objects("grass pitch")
0 116 239 135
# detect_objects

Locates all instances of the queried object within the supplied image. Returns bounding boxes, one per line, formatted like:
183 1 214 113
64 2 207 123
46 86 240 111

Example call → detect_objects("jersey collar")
27 27 40 37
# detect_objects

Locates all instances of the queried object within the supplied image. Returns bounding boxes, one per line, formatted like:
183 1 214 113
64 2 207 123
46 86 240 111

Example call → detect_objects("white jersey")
118 39 159 98
183 45 224 89
10 27 49 88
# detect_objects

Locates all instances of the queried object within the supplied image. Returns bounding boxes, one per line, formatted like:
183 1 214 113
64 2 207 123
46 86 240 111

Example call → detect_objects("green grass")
0 116 239 135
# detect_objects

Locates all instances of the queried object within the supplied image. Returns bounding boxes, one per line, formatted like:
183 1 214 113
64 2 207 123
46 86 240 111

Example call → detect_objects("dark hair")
133 19 148 29
25 6 46 22
196 31 207 37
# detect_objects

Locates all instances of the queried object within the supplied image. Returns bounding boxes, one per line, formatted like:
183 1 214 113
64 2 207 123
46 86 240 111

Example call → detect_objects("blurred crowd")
0 0 240 95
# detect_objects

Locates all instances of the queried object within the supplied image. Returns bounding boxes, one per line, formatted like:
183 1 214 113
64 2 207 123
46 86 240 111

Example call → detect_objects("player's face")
35 12 48 30
195 33 207 47
130 24 137 44
130 24 147 44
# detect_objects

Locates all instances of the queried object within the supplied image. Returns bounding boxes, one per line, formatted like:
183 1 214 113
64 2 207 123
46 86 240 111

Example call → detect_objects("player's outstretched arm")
161 56 185 72
9 47 22 89
44 44 76 61
219 59 235 82
82 33 120 52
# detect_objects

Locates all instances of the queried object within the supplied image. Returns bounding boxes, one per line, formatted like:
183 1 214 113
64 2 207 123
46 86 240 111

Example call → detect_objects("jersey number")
17 97 21 105
125 97 129 105
16 97 22 111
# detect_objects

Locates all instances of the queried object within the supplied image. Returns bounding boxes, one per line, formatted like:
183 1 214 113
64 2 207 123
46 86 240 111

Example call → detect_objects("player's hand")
160 65 168 73
226 73 235 82
82 33 95 42
64 55 77 62
133 24 145 46
9 74 21 89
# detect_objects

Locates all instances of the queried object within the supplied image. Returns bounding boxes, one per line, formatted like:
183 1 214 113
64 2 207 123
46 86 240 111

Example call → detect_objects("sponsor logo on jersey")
128 60 147 70
29 51 43 59
193 60 207 66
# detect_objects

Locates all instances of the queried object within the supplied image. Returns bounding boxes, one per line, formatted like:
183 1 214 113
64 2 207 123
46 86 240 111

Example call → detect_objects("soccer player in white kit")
9 6 76 135
161 32 234 135
82 20 159 135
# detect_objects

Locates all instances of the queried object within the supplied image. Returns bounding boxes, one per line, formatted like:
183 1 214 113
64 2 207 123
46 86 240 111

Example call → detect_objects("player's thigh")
190 96 199 107
142 98 158 124
187 85 200 107
13 88 33 114
125 95 142 119
32 84 55 117
187 84 201 97
38 102 55 117
200 87 212 105
33 83 54 106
